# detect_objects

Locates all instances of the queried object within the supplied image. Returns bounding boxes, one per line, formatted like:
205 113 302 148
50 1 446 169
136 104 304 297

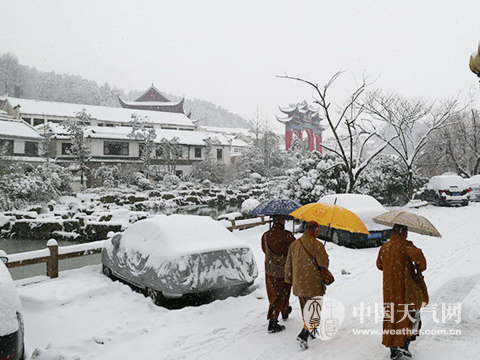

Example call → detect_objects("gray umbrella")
373 210 442 238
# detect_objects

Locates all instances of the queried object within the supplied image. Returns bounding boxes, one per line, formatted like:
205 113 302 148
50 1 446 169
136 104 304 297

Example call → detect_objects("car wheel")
102 265 112 278
332 231 341 245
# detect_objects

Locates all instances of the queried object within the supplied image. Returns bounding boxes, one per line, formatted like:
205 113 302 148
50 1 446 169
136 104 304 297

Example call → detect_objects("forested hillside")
0 53 248 128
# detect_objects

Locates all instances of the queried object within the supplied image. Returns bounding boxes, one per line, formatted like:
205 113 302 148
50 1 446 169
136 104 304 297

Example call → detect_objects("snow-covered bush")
0 163 73 210
356 155 426 206
163 174 181 187
286 151 347 204
94 164 121 188
189 161 227 183
241 198 260 215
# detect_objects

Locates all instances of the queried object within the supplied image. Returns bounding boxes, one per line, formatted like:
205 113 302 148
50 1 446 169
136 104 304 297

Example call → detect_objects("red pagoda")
118 84 187 115
276 101 324 152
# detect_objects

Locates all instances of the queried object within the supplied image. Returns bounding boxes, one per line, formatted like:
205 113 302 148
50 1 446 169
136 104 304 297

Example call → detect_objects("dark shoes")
267 318 286 333
400 339 412 358
282 306 292 321
390 347 402 360
296 328 310 350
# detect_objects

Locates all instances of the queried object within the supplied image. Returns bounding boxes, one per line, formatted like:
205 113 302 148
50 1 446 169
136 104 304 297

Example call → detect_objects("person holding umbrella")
374 211 439 360
250 199 302 334
261 215 296 333
287 202 370 349
285 221 330 349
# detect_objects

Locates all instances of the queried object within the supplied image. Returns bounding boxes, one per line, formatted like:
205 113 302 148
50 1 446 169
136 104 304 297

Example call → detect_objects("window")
33 118 44 126
22 118 31 125
175 170 183 177
0 140 13 155
61 143 73 155
194 147 202 158
217 148 223 160
25 142 39 156
104 141 129 156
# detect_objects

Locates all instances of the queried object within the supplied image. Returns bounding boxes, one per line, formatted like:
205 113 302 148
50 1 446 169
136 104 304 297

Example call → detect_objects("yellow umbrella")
289 203 370 235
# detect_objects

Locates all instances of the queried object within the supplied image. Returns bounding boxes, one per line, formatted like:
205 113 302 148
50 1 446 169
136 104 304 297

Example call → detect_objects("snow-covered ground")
16 204 480 359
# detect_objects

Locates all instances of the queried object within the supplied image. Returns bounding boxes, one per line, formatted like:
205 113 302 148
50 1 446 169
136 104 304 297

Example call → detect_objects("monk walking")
285 221 330 350
377 224 428 359
262 215 296 333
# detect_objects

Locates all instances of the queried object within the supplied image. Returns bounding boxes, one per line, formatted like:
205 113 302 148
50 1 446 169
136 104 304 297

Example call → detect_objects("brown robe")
261 223 295 320
285 232 329 298
377 233 427 347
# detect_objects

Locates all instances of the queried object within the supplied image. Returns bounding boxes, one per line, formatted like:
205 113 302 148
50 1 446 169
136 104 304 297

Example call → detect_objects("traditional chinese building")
276 101 324 151
118 84 188 115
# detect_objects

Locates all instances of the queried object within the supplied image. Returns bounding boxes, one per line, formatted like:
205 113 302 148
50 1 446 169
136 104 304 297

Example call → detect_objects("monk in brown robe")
261 215 296 333
377 224 428 360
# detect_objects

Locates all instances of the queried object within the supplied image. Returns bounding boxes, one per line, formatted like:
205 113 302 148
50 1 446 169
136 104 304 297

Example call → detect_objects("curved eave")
276 115 293 123
278 105 298 114
118 96 185 113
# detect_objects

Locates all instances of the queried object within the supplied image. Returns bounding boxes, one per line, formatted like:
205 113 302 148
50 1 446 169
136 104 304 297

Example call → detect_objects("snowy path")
17 204 480 359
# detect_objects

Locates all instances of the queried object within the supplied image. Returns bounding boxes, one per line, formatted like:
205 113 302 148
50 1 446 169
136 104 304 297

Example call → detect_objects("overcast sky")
1 0 479 129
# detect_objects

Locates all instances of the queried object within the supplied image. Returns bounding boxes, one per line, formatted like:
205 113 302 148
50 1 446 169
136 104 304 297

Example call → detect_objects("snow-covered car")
466 175 480 202
419 174 470 206
317 194 392 248
0 251 25 360
102 215 258 304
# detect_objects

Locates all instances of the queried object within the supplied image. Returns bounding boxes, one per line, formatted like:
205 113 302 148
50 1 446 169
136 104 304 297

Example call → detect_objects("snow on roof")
6 97 195 128
119 98 182 107
83 126 233 146
231 138 249 147
119 215 249 261
199 126 251 136
0 118 42 140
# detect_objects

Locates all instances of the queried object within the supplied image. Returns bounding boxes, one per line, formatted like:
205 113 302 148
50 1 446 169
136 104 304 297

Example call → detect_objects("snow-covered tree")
62 109 91 187
278 72 398 192
128 114 156 178
156 137 182 175
427 108 480 178
364 91 458 197
286 151 348 204
356 154 425 205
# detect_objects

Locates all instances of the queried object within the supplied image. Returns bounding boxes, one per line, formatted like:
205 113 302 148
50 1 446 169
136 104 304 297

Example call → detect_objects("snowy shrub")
189 161 227 183
0 163 73 210
94 164 121 188
132 172 154 190
356 155 426 206
163 174 181 187
286 152 347 204
241 198 260 215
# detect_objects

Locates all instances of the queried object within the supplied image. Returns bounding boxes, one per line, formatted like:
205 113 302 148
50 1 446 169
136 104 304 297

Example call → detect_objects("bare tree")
278 72 397 192
364 91 458 197
248 106 265 147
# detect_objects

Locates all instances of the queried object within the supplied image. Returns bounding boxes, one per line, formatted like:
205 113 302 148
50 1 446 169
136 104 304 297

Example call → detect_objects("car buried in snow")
466 175 480 202
102 215 258 305
418 174 470 207
317 194 392 248
0 251 25 360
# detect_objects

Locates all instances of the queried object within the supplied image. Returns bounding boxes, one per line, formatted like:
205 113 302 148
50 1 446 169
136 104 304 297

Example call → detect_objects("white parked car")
0 251 25 360
419 174 470 206
102 215 258 305
317 194 392 248
466 175 480 202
